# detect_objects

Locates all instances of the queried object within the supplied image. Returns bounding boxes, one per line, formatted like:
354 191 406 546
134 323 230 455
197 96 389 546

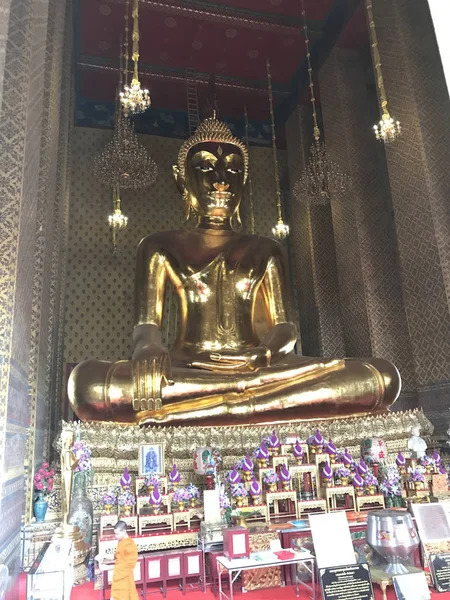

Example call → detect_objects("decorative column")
0 0 72 581
286 105 345 357
373 0 450 430
319 47 417 409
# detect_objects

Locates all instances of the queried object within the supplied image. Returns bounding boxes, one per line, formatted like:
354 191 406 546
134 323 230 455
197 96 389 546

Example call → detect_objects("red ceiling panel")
76 0 368 121
205 0 333 20
79 0 305 83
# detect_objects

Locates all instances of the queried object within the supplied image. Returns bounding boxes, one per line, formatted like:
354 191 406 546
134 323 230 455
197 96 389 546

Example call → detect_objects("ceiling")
74 0 367 141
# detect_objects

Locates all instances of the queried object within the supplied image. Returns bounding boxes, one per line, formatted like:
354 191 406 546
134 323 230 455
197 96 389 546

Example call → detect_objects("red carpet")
8 574 450 599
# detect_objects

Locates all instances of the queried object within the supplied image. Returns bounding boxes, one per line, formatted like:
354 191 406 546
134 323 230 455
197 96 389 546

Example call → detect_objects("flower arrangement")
101 492 117 506
145 473 160 488
71 441 92 472
335 466 351 479
230 483 248 498
379 466 402 498
220 491 231 509
409 467 425 483
420 455 435 471
262 470 279 485
363 473 378 488
118 489 136 506
34 463 56 496
172 487 190 505
185 483 200 500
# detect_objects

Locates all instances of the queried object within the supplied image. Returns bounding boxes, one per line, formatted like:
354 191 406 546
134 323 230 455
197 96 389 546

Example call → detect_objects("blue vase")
34 491 48 522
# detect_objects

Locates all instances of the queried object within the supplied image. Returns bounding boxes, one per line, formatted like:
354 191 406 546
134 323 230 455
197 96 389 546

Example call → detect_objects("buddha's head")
174 118 249 225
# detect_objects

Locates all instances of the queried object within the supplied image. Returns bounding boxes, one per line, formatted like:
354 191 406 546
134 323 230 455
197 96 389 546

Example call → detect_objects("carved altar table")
217 550 316 600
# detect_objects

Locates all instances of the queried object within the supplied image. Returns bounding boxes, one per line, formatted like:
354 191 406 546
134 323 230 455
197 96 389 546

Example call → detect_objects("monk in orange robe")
110 520 139 600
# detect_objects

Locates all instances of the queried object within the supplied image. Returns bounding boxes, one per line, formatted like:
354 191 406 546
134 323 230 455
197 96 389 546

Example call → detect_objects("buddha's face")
184 142 245 219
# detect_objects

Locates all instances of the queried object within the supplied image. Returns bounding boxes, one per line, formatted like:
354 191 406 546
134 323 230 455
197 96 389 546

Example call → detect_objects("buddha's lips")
207 191 233 206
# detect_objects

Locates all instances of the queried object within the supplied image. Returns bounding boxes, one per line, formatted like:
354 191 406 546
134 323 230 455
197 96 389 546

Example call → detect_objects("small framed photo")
138 443 165 476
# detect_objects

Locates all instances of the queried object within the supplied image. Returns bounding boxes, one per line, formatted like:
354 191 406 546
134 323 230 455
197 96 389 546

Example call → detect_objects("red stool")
102 557 145 599
209 551 228 597
163 552 183 598
182 549 204 594
143 554 165 598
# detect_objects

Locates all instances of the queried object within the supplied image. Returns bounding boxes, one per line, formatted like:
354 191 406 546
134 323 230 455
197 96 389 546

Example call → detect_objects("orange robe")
111 537 139 600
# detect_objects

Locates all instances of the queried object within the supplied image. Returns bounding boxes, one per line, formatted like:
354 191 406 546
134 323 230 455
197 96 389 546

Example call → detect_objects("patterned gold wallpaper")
65 127 288 363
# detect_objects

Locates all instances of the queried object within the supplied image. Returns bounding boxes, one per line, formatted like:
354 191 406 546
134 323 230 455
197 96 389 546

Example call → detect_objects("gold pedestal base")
52 523 89 585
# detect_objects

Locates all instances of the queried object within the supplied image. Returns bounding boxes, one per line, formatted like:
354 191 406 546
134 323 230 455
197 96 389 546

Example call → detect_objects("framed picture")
138 443 165 476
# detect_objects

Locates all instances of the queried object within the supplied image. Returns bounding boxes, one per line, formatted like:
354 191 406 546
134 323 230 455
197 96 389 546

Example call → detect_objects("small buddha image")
408 426 427 459
68 116 401 426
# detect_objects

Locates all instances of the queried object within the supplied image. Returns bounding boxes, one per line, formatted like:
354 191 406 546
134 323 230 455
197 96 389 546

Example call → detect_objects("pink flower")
34 474 42 482
42 462 49 469
47 483 53 492
48 478 54 485
38 468 45 475
50 469 56 476
36 482 44 490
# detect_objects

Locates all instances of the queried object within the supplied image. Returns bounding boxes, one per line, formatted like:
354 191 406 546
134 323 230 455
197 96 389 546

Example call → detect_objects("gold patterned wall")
319 48 417 399
0 0 72 579
285 106 345 358
372 0 450 433
65 127 288 364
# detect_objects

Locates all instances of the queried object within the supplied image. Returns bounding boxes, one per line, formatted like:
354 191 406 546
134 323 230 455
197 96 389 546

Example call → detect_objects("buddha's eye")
195 163 214 172
227 168 242 174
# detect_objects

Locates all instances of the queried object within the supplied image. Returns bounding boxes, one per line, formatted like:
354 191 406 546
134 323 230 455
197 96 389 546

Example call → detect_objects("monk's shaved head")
114 520 128 532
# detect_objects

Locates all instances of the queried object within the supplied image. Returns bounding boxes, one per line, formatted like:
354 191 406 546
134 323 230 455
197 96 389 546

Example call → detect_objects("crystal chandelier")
109 185 128 255
266 58 289 240
365 0 401 143
120 0 150 114
293 0 350 206
93 113 157 190
94 33 157 254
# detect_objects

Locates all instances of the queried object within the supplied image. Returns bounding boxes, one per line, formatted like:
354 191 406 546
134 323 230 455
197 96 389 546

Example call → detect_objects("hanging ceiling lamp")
266 58 289 240
293 0 350 206
94 36 157 254
365 0 401 142
120 0 150 115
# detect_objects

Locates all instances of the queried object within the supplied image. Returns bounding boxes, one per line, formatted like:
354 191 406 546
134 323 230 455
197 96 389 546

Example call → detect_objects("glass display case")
26 539 73 600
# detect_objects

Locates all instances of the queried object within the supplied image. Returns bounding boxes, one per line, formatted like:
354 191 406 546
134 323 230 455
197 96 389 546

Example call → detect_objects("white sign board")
309 512 356 569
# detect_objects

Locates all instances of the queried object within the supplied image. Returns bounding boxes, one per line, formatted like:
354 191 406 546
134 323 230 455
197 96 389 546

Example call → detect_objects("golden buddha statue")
69 117 400 426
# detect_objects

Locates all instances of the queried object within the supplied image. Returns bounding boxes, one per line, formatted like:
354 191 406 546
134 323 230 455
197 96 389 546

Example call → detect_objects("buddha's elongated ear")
172 165 192 222
172 165 185 196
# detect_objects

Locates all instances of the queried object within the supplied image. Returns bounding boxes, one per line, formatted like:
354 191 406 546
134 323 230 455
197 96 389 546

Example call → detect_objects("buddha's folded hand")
191 345 271 373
